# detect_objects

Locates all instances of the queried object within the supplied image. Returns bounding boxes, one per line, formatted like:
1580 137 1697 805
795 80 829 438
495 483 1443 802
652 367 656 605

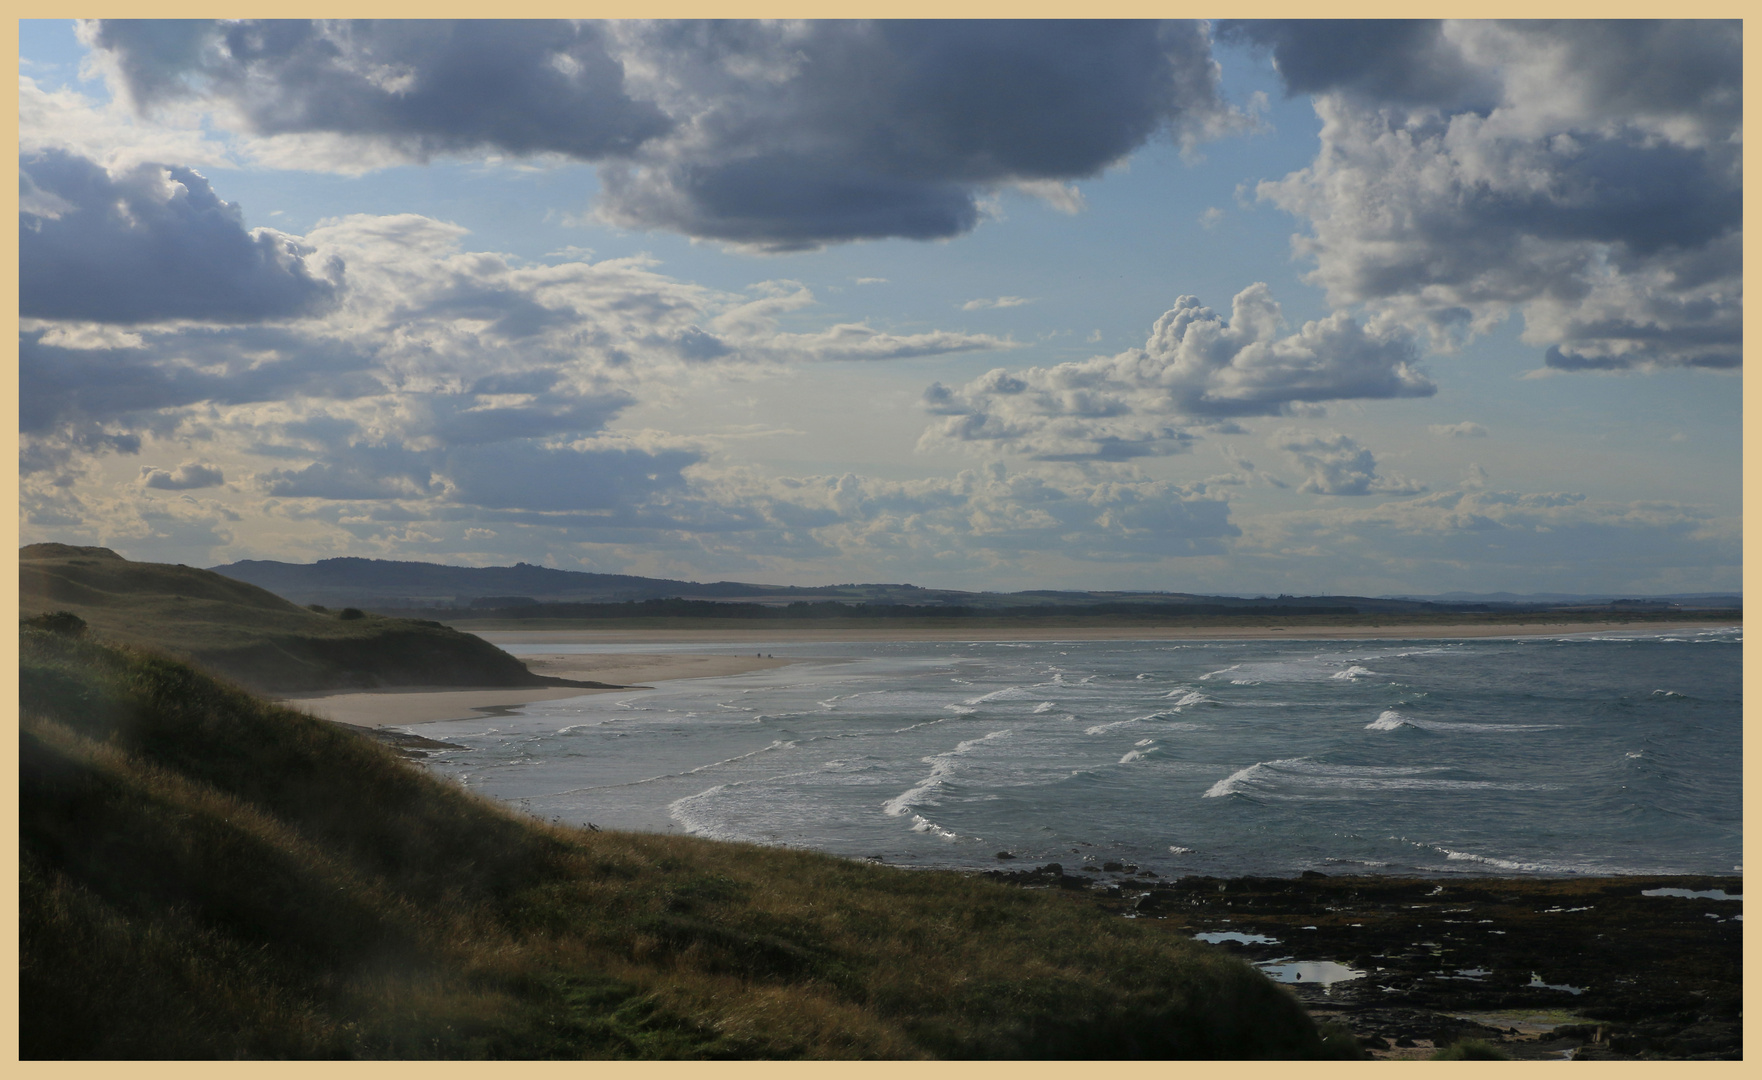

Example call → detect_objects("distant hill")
1389 591 1742 609
19 544 613 694
210 555 971 608
209 556 1551 616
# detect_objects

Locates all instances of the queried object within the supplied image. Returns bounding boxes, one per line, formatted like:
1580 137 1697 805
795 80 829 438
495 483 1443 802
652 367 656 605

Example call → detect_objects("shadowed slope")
20 628 1338 1060
19 544 607 693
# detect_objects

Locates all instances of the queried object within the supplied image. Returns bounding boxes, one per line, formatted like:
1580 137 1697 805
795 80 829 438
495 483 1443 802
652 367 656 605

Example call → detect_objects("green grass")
19 544 557 693
20 627 1334 1059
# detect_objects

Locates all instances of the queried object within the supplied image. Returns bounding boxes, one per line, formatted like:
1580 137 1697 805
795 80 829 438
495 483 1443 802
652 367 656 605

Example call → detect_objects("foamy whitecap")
1032 702 1056 713
962 685 1031 705
1164 690 1219 707
1437 848 1588 874
882 729 1013 816
1331 665 1377 680
1205 758 1543 799
1365 709 1560 733
909 815 961 840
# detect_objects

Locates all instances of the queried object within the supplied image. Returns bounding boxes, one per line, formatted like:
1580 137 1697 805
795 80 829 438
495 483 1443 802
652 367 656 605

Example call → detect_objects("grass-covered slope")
20 628 1339 1059
19 544 587 693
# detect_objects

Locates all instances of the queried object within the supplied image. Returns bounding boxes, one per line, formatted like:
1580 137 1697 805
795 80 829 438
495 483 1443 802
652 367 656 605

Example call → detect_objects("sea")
408 627 1742 879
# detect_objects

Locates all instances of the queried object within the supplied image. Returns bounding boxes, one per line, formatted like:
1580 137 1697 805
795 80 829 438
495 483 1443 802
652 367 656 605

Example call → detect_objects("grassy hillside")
19 544 600 693
20 627 1343 1059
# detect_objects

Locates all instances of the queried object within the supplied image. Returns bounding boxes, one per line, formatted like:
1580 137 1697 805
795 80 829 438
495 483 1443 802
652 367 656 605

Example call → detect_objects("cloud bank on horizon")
18 19 1741 595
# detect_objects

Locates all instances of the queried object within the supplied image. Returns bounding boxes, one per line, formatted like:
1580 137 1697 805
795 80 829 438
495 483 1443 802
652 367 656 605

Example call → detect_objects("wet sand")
284 653 792 728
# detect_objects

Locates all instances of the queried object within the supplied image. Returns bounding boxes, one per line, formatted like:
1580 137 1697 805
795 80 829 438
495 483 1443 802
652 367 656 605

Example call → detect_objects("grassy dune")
19 544 586 693
20 627 1344 1059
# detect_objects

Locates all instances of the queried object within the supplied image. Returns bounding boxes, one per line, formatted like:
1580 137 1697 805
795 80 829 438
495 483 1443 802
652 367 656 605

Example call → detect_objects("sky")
17 19 1743 596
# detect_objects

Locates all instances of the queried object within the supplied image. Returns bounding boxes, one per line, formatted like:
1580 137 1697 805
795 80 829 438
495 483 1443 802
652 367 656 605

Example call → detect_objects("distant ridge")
206 556 1737 618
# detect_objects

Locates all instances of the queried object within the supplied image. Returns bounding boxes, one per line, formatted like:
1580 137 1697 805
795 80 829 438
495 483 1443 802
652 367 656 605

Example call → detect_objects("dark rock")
994 851 1016 860
1102 861 1125 872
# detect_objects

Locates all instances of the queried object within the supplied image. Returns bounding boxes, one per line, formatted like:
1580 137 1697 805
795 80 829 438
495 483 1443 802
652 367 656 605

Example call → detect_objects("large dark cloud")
89 19 670 159
20 148 340 323
1216 20 1495 109
599 19 1233 249
85 19 1236 249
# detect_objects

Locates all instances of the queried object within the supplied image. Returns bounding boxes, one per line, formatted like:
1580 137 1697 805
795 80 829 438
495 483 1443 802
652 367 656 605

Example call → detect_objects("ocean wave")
555 722 609 735
882 729 1013 816
1085 719 1137 735
909 815 961 840
1330 665 1378 681
943 705 978 715
1164 689 1221 707
1085 712 1198 735
1436 848 1594 874
1119 740 1161 763
1365 709 1560 733
1204 757 1543 799
962 685 1033 705
1032 702 1056 713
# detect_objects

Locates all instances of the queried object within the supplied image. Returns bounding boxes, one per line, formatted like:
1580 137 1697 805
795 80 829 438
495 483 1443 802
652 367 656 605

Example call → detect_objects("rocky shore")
981 863 1742 1060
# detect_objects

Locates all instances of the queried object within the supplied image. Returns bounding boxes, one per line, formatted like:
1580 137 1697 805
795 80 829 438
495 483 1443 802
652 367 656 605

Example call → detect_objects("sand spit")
284 652 793 728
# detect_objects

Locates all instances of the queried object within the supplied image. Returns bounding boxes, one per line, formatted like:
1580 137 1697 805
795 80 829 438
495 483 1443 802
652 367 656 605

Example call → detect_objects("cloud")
140 461 225 490
1429 421 1487 438
441 442 699 512
19 148 341 323
20 156 1015 547
920 283 1431 461
1255 20 1741 370
1240 484 1737 593
598 20 1241 249
1269 429 1425 496
84 19 1243 250
1217 20 1497 109
84 19 671 161
702 463 1241 564
961 296 1033 311
1013 179 1087 214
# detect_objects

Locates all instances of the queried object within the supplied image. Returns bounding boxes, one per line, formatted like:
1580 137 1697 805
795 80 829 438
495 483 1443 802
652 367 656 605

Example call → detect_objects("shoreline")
283 620 1737 728
283 652 795 728
465 620 1737 645
991 866 1743 1060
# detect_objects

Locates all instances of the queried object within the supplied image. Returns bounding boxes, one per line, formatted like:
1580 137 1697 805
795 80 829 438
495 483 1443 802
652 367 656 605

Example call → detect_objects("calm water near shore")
410 628 1741 878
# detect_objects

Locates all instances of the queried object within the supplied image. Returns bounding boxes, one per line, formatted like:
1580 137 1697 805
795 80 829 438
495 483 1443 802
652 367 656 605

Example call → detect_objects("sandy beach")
284 652 793 728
